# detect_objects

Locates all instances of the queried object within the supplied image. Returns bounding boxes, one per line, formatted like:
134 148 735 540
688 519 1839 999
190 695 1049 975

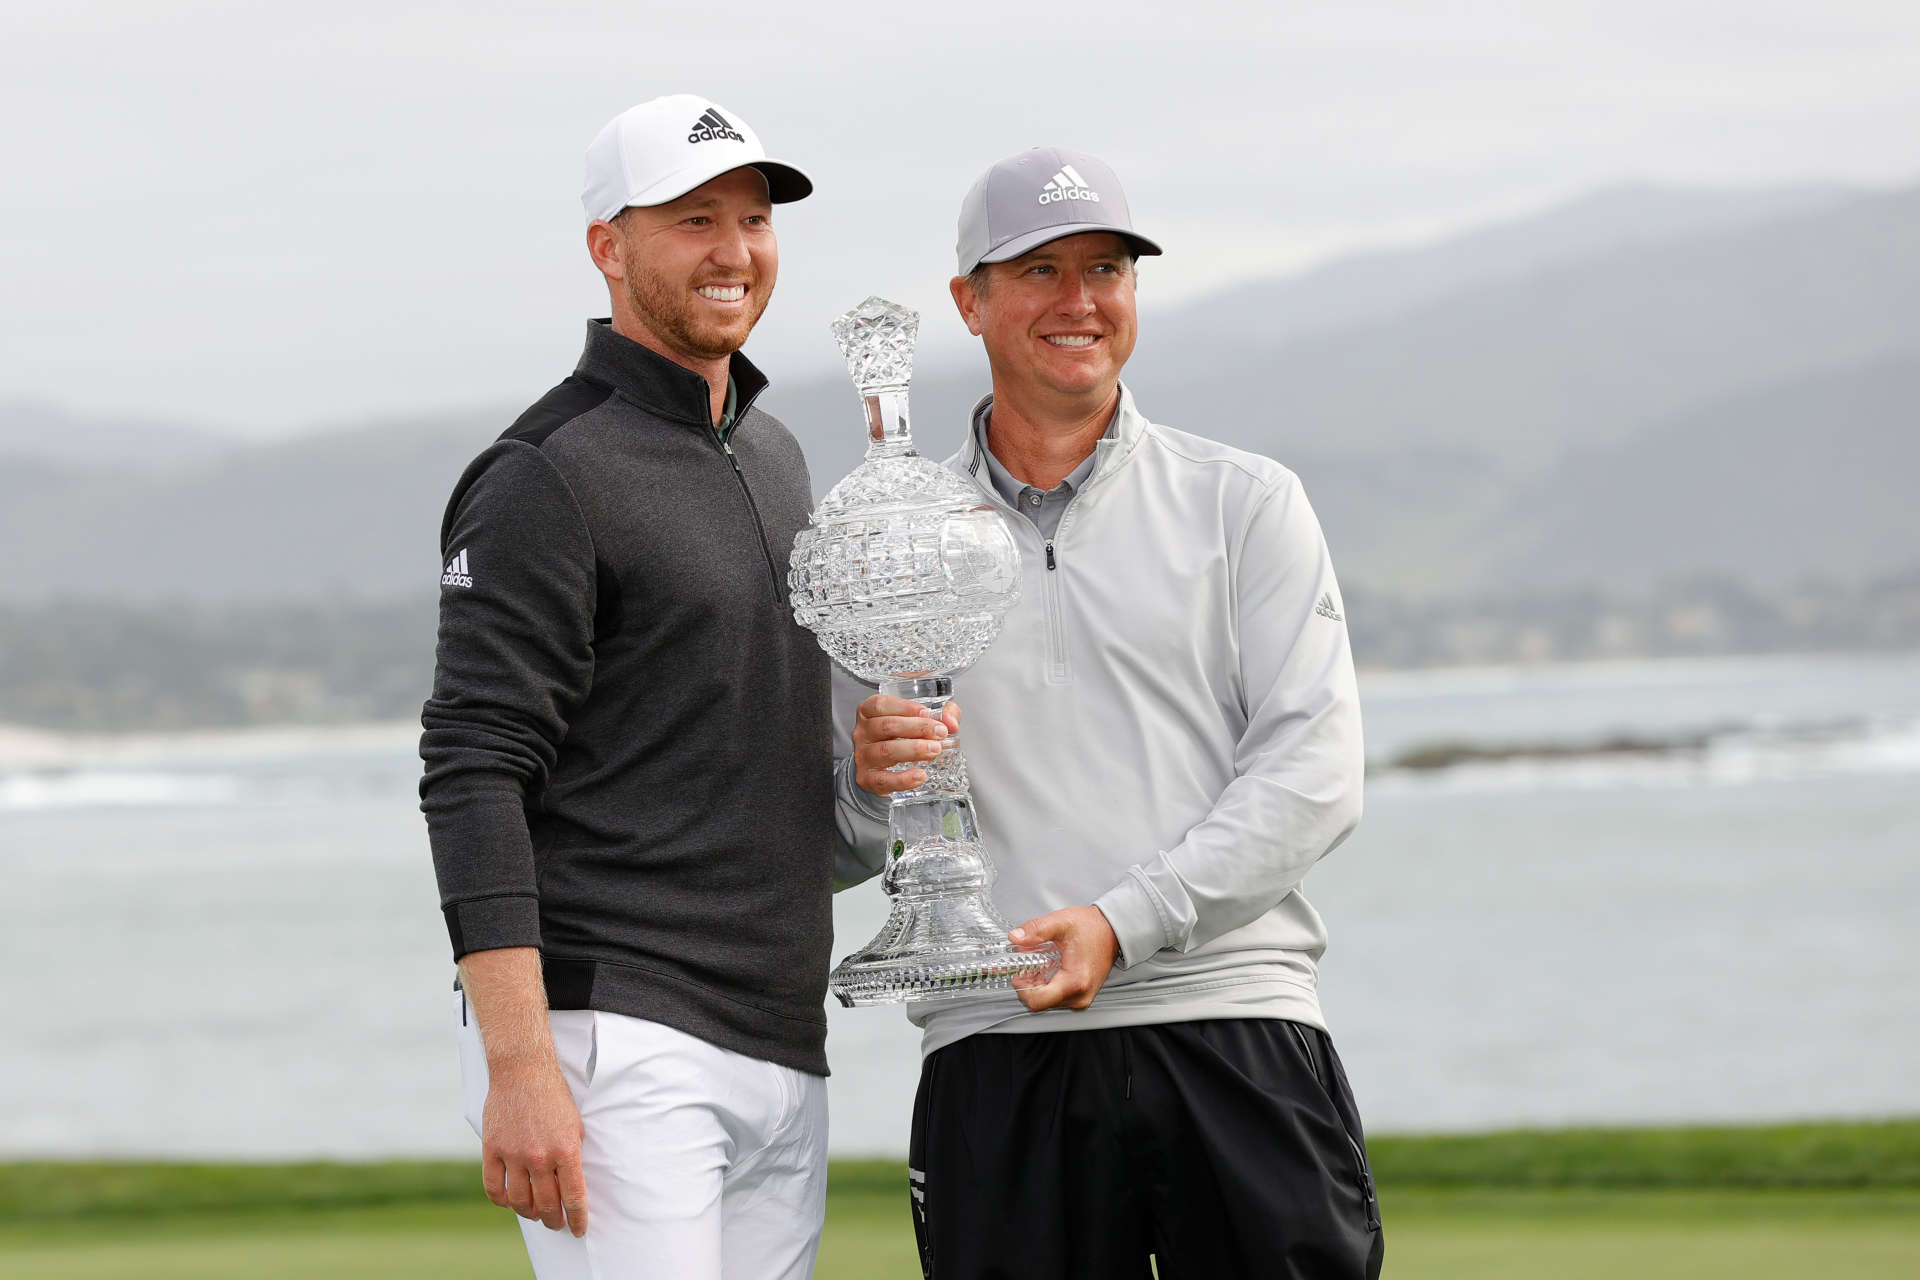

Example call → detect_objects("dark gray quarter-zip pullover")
420 320 839 1075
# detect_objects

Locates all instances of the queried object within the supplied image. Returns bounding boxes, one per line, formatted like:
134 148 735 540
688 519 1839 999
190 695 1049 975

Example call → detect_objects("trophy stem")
826 676 1063 1007
878 676 966 801
860 389 914 457
875 677 979 893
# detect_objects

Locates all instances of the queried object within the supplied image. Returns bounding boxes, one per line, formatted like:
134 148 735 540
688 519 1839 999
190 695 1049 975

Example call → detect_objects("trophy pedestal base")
830 939 1060 1008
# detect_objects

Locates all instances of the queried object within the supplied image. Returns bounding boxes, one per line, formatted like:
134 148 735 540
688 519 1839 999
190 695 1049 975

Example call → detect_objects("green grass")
6 1123 1918 1278
1383 1188 1920 1279
1 1205 525 1279
1366 1117 1920 1188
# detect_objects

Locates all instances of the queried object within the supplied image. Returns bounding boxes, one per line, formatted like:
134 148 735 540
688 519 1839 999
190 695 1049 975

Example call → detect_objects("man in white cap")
420 95 912 1280
842 147 1383 1276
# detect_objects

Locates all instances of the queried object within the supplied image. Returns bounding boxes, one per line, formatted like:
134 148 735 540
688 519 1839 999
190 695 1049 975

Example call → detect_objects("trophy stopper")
832 296 919 394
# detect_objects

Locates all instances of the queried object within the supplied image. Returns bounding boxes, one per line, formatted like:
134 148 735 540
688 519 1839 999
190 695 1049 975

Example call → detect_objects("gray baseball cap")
955 146 1163 275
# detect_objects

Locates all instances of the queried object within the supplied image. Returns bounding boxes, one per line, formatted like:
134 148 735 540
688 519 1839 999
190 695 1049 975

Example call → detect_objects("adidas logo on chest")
441 548 473 589
1039 164 1101 205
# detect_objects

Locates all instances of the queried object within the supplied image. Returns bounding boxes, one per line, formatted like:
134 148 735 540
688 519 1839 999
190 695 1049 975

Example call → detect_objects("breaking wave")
0 770 247 811
0 722 420 813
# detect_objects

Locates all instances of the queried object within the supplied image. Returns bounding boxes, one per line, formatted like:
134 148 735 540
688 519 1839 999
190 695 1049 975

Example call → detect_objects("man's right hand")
481 1059 589 1236
459 947 589 1238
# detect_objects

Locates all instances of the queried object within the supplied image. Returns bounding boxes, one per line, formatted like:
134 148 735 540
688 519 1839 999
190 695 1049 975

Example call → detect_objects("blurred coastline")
5 652 1915 1161
5 580 1919 735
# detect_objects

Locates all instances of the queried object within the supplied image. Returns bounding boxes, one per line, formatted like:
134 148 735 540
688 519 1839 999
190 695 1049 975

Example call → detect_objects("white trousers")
456 993 829 1280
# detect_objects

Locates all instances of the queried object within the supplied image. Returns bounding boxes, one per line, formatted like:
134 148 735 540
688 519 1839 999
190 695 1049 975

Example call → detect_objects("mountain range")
2 179 1911 602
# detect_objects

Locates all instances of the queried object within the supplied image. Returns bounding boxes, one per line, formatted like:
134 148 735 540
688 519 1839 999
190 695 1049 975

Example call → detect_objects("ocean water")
4 652 1917 1159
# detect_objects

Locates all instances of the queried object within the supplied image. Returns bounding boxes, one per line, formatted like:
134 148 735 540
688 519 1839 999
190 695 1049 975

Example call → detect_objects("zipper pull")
1045 541 1056 571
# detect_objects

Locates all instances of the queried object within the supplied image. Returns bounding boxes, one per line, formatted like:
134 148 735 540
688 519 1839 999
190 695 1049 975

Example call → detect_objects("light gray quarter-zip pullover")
834 384 1365 1055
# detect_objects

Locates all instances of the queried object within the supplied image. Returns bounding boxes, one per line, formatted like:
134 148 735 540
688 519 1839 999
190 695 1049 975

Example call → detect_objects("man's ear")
587 219 626 283
949 275 984 336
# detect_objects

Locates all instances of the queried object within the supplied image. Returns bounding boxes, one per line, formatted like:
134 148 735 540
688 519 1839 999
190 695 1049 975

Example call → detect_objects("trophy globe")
790 297 1060 1006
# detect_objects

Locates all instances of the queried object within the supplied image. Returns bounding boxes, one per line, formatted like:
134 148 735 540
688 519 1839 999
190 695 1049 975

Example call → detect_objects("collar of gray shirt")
974 403 1115 510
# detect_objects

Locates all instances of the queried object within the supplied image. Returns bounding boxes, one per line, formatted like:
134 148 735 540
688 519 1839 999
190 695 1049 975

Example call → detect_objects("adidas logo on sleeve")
441 548 473 589
1038 164 1101 205
1315 592 1343 622
686 107 745 144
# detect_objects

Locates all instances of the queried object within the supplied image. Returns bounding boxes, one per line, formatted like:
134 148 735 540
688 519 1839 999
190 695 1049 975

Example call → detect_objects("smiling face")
591 166 777 365
951 232 1138 416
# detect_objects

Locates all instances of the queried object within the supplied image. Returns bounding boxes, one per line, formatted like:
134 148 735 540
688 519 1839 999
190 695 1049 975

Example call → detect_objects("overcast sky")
3 1 1916 436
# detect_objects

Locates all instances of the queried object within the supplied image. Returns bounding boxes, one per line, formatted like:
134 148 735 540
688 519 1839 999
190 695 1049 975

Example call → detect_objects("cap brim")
621 159 815 212
750 160 813 203
977 222 1163 268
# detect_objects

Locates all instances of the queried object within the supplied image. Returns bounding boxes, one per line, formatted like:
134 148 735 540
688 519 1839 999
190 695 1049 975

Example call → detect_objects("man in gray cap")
845 147 1383 1277
422 95 908 1280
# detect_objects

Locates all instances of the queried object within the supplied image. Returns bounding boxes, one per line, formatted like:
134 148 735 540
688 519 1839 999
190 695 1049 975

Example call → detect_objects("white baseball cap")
581 94 812 223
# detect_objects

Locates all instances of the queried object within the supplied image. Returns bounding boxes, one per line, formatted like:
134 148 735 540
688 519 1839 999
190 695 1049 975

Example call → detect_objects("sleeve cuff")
839 752 893 823
444 894 543 959
831 754 892 891
1093 873 1173 970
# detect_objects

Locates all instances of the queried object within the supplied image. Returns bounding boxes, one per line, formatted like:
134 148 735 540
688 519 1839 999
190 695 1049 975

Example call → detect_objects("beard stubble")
624 257 771 363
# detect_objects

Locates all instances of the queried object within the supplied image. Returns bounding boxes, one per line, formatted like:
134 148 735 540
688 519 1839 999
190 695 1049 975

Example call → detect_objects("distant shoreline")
6 648 1918 773
0 719 420 769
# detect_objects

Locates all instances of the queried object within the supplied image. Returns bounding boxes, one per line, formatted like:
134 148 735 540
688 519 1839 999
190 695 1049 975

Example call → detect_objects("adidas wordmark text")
1039 164 1101 205
687 107 745 145
441 548 473 589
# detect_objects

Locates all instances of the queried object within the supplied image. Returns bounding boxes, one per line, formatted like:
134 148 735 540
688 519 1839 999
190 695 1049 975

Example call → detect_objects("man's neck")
983 385 1119 490
610 313 733 427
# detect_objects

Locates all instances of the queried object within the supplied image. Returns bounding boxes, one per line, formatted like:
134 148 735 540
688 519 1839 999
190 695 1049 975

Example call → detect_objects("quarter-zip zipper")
715 435 784 601
1036 481 1096 684
1040 536 1070 683
968 432 1107 684
1039 558 1069 683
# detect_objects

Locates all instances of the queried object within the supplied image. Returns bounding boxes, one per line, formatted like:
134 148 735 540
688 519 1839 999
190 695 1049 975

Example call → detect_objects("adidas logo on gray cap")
1039 164 1101 205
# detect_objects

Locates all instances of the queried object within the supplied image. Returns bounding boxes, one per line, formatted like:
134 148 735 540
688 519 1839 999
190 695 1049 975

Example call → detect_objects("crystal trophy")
790 297 1061 1007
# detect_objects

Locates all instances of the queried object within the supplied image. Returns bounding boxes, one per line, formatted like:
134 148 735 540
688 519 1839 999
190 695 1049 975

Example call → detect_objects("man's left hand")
1008 906 1120 1011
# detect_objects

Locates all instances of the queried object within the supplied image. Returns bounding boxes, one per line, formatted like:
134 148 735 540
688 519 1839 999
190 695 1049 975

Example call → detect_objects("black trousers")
908 1019 1384 1280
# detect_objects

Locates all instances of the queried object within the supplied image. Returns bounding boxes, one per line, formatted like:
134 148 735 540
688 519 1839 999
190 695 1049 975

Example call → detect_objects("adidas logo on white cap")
1038 164 1101 205
686 106 745 145
441 548 473 589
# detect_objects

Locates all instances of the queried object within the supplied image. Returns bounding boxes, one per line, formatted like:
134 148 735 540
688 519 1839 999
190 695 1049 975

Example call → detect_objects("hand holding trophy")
789 297 1061 1007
